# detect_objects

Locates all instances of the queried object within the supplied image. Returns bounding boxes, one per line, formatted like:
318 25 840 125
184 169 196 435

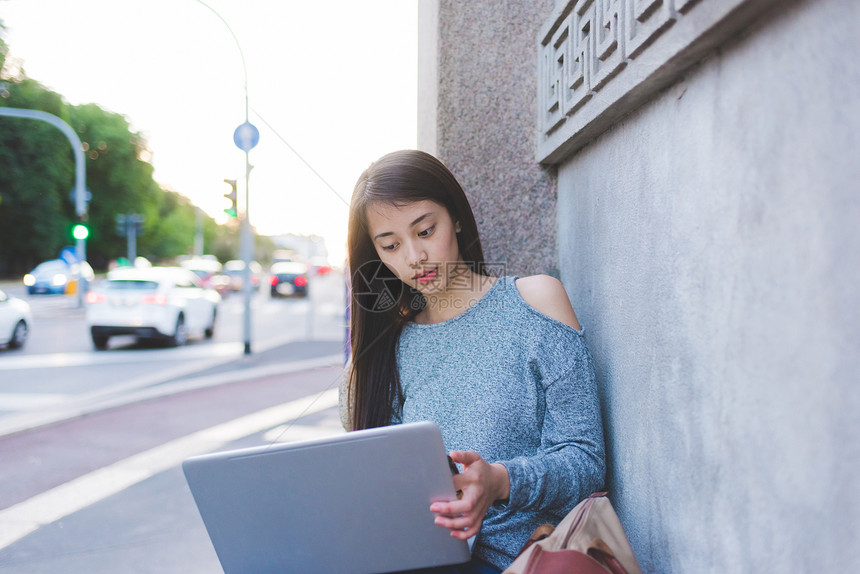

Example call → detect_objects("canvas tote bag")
502 492 642 574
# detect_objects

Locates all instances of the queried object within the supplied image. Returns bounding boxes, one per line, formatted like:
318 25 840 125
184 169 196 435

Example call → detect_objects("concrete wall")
420 0 858 570
424 0 559 277
557 0 860 571
417 0 438 157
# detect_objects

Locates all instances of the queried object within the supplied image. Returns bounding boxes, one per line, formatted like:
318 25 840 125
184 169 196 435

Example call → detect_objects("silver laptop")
182 421 471 574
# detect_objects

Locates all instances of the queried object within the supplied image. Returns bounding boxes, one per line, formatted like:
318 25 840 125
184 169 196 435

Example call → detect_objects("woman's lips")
415 268 437 284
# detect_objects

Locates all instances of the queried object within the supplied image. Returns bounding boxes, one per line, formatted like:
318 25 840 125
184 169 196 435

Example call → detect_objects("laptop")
182 421 471 574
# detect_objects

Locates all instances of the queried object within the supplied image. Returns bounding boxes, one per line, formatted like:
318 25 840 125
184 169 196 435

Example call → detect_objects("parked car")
269 261 309 298
85 266 220 350
23 258 95 295
308 256 334 276
179 257 223 289
208 273 232 298
0 289 32 349
223 260 263 292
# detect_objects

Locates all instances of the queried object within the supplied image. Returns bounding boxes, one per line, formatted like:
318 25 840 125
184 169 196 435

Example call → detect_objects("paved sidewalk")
0 339 346 439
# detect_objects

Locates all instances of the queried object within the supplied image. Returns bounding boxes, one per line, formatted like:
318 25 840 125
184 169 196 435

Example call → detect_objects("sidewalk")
0 339 346 439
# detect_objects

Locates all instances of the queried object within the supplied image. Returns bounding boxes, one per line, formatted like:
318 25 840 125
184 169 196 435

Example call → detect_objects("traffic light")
72 223 89 240
223 179 238 218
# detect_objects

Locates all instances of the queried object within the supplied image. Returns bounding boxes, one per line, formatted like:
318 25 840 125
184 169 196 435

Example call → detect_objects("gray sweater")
394 275 606 570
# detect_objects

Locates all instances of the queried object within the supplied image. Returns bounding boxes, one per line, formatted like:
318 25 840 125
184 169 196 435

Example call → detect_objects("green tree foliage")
0 79 75 276
0 38 249 277
147 190 204 262
68 103 163 268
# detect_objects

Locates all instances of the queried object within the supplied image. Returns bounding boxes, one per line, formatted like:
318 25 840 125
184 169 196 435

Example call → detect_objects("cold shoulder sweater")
393 275 606 570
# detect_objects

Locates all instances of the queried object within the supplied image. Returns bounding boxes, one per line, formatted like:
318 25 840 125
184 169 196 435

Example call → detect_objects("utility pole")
198 0 260 355
194 207 204 257
116 214 144 264
235 124 259 355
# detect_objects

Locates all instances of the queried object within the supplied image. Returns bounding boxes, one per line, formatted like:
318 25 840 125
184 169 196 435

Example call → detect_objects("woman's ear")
455 221 462 233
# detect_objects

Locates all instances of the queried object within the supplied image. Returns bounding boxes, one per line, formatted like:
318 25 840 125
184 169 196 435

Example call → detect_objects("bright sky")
1 0 418 265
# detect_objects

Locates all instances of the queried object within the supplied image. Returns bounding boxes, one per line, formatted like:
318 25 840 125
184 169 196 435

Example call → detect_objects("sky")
0 0 419 265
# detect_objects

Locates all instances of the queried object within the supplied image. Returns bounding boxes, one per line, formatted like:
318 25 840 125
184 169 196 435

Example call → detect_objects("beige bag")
502 492 642 574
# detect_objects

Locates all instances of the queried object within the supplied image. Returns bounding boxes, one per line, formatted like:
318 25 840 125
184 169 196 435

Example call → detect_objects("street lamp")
0 107 90 308
197 1 259 355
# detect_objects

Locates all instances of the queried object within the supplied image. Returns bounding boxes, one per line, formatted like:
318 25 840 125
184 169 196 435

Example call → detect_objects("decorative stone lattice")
537 0 779 164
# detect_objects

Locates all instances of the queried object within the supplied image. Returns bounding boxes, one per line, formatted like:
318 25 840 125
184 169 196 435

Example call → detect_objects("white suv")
0 289 32 349
86 267 220 350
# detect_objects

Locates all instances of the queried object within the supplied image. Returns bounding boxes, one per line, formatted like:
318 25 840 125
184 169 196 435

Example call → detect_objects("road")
1 271 346 356
0 272 348 435
0 271 350 572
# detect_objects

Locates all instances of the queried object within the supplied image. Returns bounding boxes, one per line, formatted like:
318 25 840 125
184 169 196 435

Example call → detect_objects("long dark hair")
347 150 487 430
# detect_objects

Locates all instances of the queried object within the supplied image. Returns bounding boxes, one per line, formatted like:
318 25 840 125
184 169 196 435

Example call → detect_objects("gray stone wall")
421 0 858 570
557 0 859 571
430 0 559 278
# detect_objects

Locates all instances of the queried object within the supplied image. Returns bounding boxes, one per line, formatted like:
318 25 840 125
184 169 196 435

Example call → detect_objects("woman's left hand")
430 450 511 540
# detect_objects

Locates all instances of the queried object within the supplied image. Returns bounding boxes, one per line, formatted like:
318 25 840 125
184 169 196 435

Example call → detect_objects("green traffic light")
223 178 238 218
72 224 89 240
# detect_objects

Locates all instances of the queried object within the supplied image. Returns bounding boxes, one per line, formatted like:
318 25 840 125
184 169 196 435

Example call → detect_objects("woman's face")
365 199 462 294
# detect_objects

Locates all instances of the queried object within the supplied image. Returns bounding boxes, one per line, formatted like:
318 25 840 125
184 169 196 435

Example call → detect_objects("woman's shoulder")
511 274 582 331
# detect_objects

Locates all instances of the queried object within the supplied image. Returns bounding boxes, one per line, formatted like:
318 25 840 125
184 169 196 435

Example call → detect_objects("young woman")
342 150 606 573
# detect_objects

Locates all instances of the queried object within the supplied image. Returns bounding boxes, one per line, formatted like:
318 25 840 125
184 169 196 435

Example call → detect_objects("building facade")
418 0 859 571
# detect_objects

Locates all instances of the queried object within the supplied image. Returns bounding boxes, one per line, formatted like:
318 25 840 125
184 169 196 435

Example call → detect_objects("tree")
0 32 263 276
0 79 75 276
68 103 164 268
146 190 201 262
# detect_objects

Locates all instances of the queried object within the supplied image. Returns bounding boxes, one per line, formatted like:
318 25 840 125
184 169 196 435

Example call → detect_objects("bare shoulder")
513 274 582 330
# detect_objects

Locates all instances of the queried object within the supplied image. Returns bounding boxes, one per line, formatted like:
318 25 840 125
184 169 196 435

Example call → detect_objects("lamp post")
0 107 89 308
198 1 259 355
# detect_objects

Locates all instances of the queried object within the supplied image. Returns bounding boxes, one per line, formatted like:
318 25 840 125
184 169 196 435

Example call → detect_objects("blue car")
23 259 94 295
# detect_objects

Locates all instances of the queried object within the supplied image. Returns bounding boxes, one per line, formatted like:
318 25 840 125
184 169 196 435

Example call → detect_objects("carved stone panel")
540 30 565 133
593 0 627 90
566 2 595 113
537 0 780 164
674 0 699 13
626 0 676 59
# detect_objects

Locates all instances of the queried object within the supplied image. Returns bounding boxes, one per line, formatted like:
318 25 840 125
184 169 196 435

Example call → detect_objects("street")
0 272 347 434
0 271 349 572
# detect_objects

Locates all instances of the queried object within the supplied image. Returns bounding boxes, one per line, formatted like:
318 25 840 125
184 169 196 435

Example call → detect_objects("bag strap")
523 545 609 574
588 545 629 574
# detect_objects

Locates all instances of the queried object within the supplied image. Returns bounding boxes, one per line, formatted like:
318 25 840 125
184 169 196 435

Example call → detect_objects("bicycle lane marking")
0 387 339 550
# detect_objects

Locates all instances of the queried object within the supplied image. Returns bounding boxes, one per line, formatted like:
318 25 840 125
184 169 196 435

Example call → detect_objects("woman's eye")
381 243 398 252
418 225 435 237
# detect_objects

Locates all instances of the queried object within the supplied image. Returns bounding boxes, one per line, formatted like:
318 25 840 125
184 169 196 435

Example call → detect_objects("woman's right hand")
430 451 510 540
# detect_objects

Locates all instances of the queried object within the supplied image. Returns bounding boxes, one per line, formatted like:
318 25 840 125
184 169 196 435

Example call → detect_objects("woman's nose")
406 241 427 267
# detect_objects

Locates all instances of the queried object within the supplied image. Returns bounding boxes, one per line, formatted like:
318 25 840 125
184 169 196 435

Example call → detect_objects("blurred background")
0 5 417 566
0 0 417 276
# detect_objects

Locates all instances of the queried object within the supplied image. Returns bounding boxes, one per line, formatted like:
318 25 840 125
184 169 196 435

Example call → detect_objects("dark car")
269 262 309 298
224 260 263 292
